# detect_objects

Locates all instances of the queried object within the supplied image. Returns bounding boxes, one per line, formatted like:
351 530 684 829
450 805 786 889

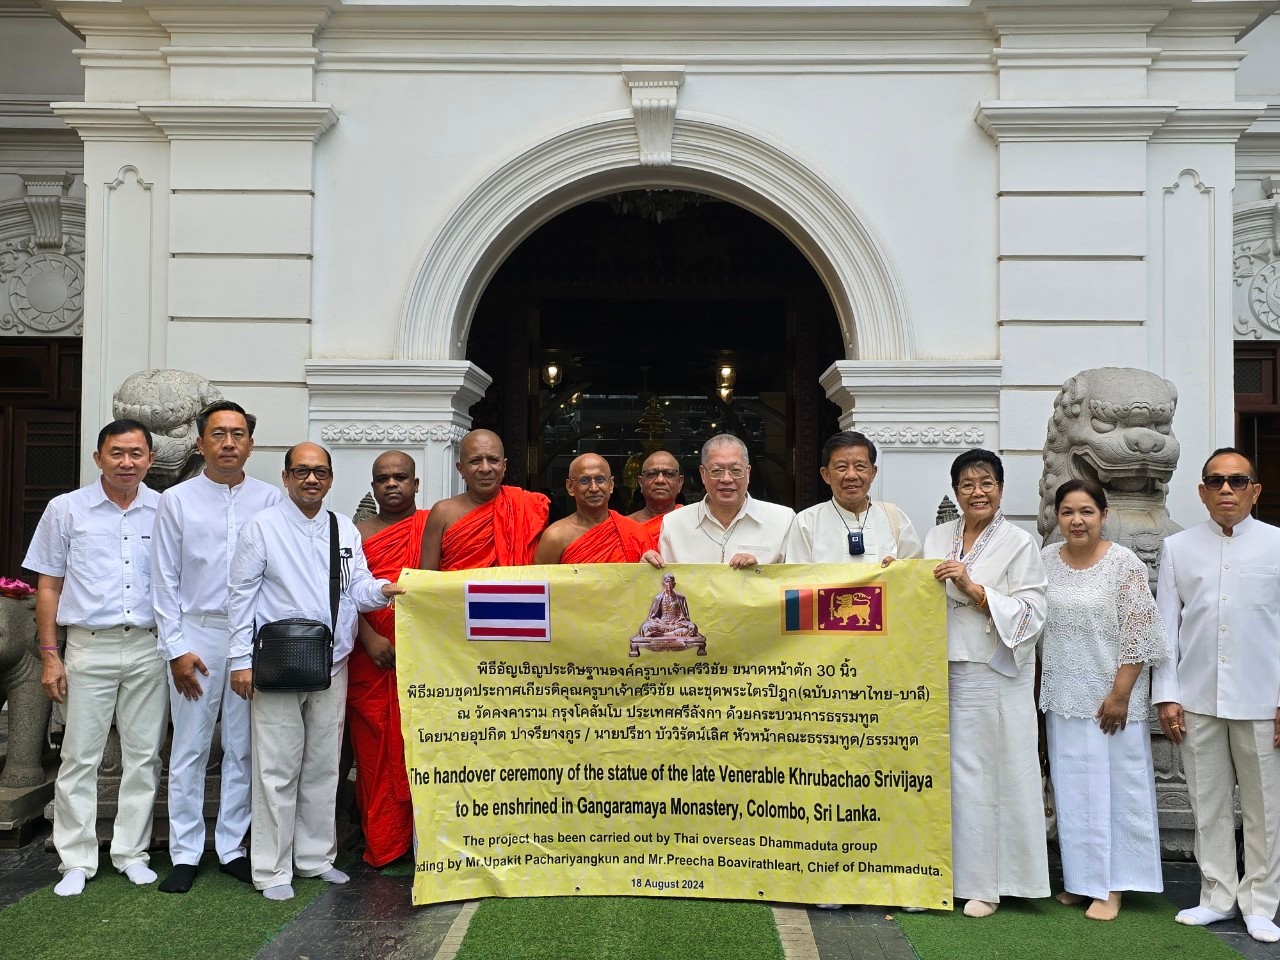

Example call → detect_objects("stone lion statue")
113 369 223 491
1037 367 1181 587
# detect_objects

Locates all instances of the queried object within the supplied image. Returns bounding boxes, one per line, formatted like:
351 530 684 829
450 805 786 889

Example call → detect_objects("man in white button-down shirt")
150 401 282 893
1154 447 1280 943
24 419 166 897
643 434 794 570
226 442 403 901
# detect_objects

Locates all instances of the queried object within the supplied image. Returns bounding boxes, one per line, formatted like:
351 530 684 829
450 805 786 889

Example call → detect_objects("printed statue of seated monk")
631 574 707 657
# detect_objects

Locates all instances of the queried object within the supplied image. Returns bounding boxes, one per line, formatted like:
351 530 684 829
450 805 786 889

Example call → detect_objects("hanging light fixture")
715 360 736 402
542 362 562 388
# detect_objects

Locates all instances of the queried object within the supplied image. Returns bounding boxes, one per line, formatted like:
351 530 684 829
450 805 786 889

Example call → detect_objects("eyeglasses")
208 428 249 443
641 468 680 480
572 475 611 488
289 466 332 481
957 479 998 495
704 466 747 480
1203 474 1253 491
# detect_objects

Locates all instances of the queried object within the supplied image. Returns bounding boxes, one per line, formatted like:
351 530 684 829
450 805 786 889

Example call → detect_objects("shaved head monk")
534 454 650 564
627 451 684 545
419 429 549 571
350 451 425 867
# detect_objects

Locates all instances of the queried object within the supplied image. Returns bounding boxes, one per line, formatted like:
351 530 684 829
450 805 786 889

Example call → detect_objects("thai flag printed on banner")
464 582 551 641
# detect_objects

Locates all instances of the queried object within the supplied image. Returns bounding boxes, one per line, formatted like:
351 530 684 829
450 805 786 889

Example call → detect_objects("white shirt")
23 478 160 629
227 499 390 673
151 471 284 660
1152 515 1280 719
784 499 922 564
658 494 795 564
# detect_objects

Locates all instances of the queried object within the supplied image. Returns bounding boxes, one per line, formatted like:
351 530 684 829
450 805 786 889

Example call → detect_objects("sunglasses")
1202 474 1253 491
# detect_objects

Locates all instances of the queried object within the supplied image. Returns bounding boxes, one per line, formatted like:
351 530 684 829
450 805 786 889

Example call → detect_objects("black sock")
219 856 253 884
159 863 199 894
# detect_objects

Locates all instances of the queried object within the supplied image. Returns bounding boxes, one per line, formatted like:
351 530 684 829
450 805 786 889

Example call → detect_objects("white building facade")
3 0 1280 555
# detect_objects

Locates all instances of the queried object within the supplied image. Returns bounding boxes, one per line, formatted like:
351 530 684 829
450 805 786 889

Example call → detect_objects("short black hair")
821 431 877 467
1202 446 1256 481
949 448 1004 488
284 444 333 471
1054 478 1107 512
97 419 153 452
197 400 257 438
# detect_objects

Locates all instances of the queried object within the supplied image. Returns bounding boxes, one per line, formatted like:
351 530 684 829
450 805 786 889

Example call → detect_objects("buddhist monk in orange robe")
627 450 684 548
351 451 424 866
535 453 650 564
420 430 549 571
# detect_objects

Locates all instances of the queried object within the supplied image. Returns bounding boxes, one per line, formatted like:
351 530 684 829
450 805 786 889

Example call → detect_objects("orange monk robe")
639 503 682 552
440 486 550 570
561 510 651 564
348 508 428 866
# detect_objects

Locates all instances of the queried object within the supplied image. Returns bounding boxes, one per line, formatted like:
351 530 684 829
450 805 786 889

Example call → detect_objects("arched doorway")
465 189 843 519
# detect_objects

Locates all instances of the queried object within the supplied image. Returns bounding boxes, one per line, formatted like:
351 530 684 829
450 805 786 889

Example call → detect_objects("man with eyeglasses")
643 434 794 569
628 451 685 544
150 400 281 893
534 453 650 564
227 443 402 901
1153 447 1280 942
785 430 921 566
419 429 549 571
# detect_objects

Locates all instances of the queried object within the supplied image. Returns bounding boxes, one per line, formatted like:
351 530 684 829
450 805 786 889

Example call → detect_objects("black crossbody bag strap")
329 510 340 632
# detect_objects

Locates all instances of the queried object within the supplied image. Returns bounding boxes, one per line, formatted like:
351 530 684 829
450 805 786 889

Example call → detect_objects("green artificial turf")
0 856 327 960
894 893 1243 960
455 896 784 960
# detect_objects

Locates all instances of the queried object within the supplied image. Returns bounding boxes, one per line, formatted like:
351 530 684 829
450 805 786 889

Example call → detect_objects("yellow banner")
398 560 951 907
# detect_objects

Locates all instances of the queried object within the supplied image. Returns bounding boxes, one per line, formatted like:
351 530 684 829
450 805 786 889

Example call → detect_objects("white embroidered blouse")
1038 541 1170 722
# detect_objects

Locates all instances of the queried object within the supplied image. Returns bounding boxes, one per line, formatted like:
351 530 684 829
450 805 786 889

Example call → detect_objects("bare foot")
1086 892 1122 921
963 899 998 918
1056 892 1086 906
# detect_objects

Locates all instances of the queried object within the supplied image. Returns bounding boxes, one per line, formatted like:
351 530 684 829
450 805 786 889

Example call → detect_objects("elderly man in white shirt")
24 419 166 897
785 430 921 566
1154 447 1280 943
150 400 282 893
227 442 402 901
643 434 794 569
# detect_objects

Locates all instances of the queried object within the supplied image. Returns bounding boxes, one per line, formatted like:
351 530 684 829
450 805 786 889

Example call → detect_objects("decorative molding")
1234 198 1280 341
0 186 86 338
398 111 913 362
975 100 1176 143
137 102 338 141
1151 104 1269 144
320 422 433 445
50 103 165 142
623 67 683 167
858 425 986 447
20 173 74 250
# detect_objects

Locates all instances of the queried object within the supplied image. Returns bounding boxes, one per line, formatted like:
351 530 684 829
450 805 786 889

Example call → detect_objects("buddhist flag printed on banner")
782 585 886 635
464 582 550 641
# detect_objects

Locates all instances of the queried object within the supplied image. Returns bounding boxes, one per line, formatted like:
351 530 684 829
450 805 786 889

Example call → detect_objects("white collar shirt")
1152 515 1280 719
658 494 795 564
784 499 922 564
22 478 161 629
227 498 390 673
150 471 284 660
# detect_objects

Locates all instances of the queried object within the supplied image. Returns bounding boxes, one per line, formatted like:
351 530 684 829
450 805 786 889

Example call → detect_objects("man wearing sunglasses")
627 451 685 545
534 453 650 564
1153 447 1280 943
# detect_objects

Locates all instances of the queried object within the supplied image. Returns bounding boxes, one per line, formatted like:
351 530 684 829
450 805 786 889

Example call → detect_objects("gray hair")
701 434 749 466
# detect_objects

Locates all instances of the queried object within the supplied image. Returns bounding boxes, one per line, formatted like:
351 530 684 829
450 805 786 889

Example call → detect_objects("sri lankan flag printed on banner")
397 560 949 909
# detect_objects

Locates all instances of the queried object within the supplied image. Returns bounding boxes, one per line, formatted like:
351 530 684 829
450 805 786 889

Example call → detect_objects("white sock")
1245 915 1280 943
318 868 349 884
122 863 157 885
1175 905 1234 926
263 884 295 901
54 869 87 897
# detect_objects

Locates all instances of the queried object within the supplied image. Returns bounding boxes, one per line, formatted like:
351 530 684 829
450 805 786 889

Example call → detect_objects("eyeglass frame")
571 475 612 488
956 478 999 495
288 465 333 481
1202 474 1254 491
703 465 748 480
641 468 681 480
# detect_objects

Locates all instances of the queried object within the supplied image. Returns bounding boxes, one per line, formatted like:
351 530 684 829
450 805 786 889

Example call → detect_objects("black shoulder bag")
252 511 339 692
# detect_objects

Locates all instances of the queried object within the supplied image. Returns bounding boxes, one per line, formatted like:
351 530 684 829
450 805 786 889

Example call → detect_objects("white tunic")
227 498 390 674
151 471 283 660
1039 542 1169 723
783 499 922 565
1152 515 1280 719
658 494 795 564
23 478 161 629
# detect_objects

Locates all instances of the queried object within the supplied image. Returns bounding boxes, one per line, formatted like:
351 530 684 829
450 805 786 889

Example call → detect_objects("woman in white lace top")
1040 478 1170 922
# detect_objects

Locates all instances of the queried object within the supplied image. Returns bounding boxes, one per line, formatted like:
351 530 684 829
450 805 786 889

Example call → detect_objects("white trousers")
1181 711 1280 918
249 664 347 889
54 625 168 877
166 614 252 865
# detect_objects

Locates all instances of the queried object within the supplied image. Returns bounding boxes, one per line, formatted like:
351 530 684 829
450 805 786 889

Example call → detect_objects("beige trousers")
1182 711 1280 918
249 664 348 889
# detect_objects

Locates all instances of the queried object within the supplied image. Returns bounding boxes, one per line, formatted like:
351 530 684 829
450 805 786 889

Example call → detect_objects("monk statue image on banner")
630 573 707 657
